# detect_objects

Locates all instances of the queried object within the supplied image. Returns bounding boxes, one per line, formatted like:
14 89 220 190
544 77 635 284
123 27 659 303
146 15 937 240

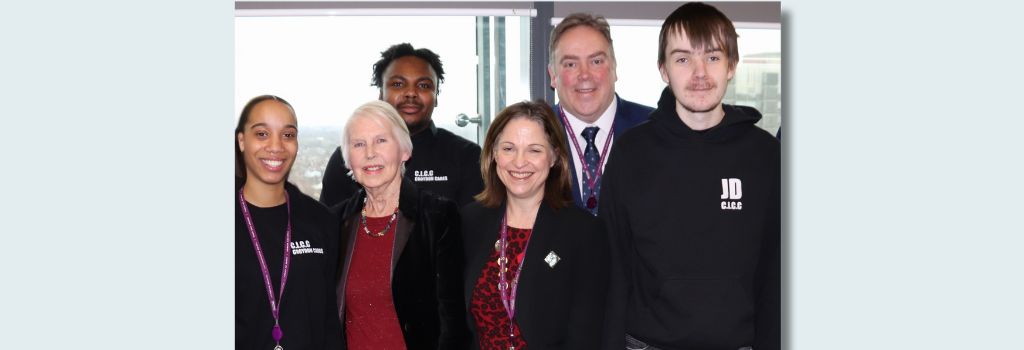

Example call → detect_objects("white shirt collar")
562 95 618 134
561 96 618 196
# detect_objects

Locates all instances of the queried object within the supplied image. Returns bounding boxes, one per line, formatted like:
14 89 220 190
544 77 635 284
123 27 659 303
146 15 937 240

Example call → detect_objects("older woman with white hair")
329 100 470 350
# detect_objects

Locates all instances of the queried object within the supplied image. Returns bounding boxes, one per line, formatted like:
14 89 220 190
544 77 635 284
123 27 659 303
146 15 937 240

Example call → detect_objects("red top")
470 226 532 350
345 214 407 350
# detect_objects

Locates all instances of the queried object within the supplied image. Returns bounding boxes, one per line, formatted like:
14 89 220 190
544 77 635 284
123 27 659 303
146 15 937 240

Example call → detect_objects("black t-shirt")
236 185 342 350
240 203 286 289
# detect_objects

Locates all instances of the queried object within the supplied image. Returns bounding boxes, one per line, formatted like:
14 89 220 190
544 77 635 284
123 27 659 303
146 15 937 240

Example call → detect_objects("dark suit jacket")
461 201 610 349
330 178 470 350
554 95 654 210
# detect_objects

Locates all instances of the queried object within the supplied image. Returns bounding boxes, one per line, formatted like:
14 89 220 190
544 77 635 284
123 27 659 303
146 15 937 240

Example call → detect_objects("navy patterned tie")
581 126 600 214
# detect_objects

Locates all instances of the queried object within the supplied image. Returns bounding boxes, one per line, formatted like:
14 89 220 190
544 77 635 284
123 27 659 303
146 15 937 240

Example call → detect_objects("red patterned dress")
470 226 532 350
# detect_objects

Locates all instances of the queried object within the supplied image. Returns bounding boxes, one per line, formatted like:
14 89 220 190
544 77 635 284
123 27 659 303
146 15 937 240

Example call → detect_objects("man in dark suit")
548 13 654 215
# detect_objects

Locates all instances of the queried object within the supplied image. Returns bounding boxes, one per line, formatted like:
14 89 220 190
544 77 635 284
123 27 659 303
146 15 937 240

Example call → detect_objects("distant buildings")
726 51 781 135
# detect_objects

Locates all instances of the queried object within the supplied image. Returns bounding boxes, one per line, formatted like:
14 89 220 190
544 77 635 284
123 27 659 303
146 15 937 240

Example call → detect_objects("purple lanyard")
559 107 615 196
239 188 292 348
497 214 532 344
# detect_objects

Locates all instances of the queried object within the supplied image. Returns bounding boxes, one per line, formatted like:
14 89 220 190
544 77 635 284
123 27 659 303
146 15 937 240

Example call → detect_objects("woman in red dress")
461 100 611 349
330 100 469 350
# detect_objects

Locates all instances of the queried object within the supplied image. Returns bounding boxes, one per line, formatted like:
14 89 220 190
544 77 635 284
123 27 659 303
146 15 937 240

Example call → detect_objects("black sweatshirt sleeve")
435 199 471 349
456 144 484 207
323 211 344 349
566 217 612 349
754 146 781 350
597 146 631 350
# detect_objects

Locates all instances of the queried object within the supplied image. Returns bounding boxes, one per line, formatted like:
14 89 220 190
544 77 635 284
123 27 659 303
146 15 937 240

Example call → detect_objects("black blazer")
461 201 610 349
331 178 470 350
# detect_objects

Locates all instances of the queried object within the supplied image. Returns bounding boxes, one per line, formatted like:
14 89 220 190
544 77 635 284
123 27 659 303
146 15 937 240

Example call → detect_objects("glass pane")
608 25 782 135
235 15 530 198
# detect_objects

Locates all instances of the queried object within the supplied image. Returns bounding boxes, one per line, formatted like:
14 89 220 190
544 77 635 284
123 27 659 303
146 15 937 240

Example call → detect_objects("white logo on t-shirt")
720 178 743 210
413 169 448 182
290 240 324 255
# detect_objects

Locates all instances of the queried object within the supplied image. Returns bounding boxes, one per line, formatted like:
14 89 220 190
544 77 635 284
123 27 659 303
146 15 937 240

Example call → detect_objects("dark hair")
549 12 615 68
658 2 740 69
235 95 295 181
475 100 573 210
371 43 445 93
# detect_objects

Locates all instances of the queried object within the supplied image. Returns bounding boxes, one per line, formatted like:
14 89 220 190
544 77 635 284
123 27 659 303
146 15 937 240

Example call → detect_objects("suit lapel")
611 94 651 135
392 213 412 283
611 94 629 135
336 209 359 320
464 203 505 311
392 178 420 283
511 203 557 344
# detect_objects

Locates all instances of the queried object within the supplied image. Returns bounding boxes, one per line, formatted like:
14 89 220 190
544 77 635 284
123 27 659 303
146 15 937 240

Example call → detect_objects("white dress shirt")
560 96 618 197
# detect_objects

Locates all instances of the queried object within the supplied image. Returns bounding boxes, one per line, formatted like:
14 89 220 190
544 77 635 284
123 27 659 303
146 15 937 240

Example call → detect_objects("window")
235 3 781 199
602 24 782 135
235 14 532 198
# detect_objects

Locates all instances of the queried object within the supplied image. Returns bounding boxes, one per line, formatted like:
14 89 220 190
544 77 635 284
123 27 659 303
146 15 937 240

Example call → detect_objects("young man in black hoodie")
600 3 780 350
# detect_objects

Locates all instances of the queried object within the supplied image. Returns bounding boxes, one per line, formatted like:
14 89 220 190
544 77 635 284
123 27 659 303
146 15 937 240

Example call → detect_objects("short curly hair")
370 43 445 93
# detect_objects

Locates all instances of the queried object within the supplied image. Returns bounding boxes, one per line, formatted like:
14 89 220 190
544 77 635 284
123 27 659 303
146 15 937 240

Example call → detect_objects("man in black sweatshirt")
599 3 780 350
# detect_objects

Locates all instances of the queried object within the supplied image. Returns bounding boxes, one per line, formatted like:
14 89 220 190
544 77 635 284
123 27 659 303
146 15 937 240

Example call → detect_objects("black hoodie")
599 87 780 350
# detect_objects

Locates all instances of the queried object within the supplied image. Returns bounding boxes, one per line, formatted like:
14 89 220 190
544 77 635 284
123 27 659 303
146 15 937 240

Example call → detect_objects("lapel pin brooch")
544 251 561 268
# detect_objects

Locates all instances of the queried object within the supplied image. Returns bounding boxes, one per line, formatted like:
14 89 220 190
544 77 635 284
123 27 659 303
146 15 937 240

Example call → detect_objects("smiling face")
380 56 437 135
237 100 298 188
345 113 411 191
548 26 618 123
659 29 735 117
494 117 556 203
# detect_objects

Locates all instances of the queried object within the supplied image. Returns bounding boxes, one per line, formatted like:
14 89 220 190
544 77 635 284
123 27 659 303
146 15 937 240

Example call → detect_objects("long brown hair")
475 100 573 209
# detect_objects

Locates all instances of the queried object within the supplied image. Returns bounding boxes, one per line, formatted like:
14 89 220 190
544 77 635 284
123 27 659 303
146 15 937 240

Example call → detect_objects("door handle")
455 113 481 127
